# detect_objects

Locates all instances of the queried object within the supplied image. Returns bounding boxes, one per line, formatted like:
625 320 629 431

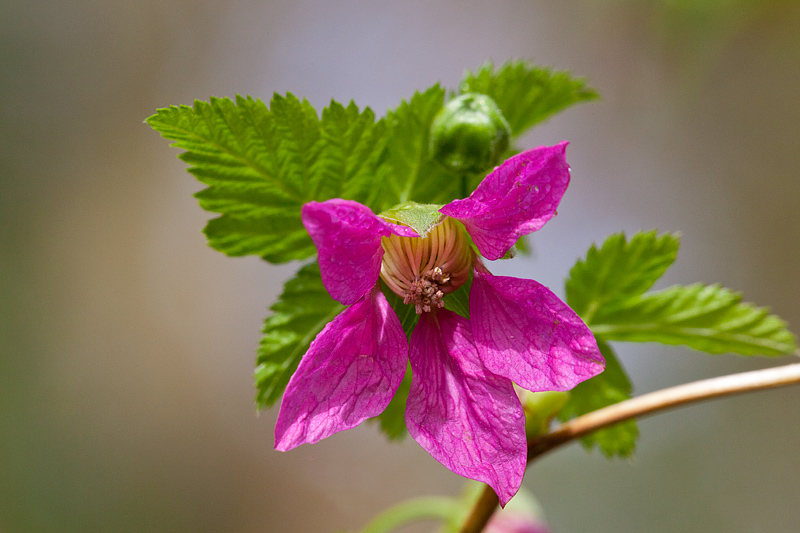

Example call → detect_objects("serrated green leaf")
320 100 389 208
566 231 681 323
147 95 387 263
254 262 344 409
460 60 599 138
203 209 315 262
558 340 638 457
380 85 464 210
269 92 324 197
592 284 798 356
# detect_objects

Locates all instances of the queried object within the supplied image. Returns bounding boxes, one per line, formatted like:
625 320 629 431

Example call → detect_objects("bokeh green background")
2 1 799 531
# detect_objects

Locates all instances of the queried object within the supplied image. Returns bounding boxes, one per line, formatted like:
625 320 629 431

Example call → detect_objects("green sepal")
381 282 421 341
379 202 444 237
442 272 473 319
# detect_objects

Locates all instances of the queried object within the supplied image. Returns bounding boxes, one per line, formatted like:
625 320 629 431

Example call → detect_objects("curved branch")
459 361 800 533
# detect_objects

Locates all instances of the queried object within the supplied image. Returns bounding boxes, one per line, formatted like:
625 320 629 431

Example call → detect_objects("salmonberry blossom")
274 142 604 505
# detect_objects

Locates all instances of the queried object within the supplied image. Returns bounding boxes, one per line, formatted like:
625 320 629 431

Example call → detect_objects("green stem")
361 497 462 533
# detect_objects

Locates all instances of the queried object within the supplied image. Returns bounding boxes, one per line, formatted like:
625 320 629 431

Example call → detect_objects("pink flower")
274 143 604 505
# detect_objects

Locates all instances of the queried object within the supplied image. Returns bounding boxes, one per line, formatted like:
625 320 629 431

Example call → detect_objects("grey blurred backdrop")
2 1 799 531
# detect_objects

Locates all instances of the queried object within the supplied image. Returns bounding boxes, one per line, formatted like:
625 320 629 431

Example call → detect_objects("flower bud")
516 389 569 439
430 93 511 173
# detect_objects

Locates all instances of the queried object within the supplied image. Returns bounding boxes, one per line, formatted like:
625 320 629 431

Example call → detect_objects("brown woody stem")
459 361 800 533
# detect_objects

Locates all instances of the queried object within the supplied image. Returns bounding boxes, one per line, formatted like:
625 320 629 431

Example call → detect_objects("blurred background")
2 0 799 531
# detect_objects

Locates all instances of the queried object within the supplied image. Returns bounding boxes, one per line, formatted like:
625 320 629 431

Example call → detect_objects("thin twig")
459 361 800 533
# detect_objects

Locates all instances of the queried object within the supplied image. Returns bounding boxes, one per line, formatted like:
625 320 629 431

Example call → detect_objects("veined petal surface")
470 270 604 392
274 287 407 450
440 143 570 260
405 310 526 506
302 199 417 305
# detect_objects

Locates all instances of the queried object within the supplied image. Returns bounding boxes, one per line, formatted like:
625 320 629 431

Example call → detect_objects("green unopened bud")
516 389 569 439
430 93 511 174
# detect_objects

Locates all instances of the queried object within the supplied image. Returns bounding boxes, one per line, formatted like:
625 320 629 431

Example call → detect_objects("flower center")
380 217 473 314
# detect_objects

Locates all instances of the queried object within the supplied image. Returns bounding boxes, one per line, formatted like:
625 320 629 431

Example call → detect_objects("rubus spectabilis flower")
274 142 604 505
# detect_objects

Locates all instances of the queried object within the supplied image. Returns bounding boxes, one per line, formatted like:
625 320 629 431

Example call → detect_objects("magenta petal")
470 269 604 392
274 286 407 451
405 310 526 506
302 199 418 305
440 142 570 260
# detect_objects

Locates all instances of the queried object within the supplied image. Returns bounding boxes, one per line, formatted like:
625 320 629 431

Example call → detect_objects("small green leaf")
442 273 472 319
566 231 681 322
592 284 798 356
147 95 387 263
254 262 344 409
381 283 420 341
460 60 599 138
558 340 638 457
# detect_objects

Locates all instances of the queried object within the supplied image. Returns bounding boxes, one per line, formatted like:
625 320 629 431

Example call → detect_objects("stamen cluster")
380 217 472 314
